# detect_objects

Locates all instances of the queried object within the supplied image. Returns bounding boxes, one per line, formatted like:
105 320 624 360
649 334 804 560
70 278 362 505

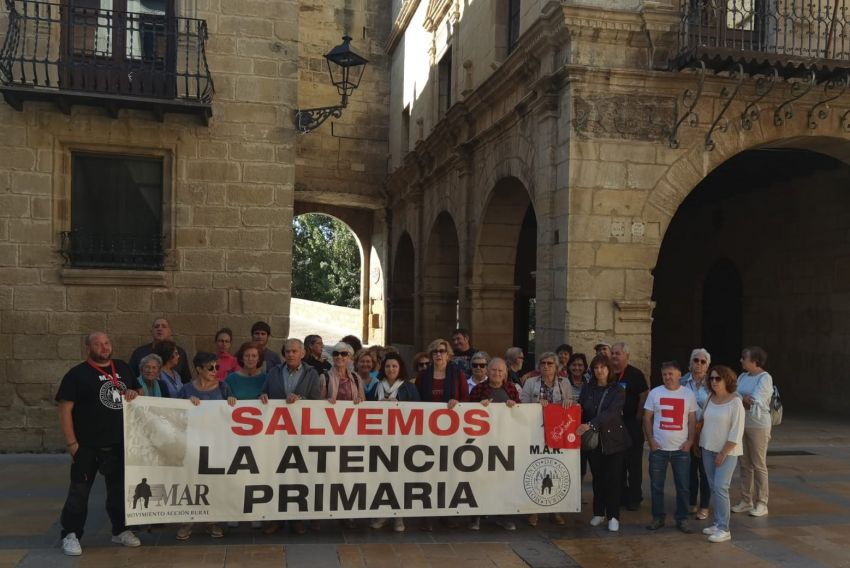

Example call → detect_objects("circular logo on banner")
99 381 126 410
523 457 570 506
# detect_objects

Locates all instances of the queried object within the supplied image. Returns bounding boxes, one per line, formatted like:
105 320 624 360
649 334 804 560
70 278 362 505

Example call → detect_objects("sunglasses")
709 376 722 382
693 358 708 364
539 361 556 366
205 364 219 371
417 361 430 367
431 348 448 355
332 351 350 358
471 363 487 368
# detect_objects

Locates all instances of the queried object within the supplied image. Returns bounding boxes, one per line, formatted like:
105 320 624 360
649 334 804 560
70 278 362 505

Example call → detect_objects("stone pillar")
469 283 519 356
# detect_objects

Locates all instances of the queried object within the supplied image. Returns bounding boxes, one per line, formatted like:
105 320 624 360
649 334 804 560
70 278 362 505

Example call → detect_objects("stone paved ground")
2 417 849 567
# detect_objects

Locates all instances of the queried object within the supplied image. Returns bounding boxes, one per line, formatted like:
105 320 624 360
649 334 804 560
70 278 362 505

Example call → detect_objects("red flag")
543 404 581 449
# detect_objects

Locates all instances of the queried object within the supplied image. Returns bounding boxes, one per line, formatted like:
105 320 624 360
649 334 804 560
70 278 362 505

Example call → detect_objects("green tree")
291 213 361 308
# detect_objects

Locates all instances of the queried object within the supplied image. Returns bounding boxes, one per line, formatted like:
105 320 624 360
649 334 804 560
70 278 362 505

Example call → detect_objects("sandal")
696 509 709 520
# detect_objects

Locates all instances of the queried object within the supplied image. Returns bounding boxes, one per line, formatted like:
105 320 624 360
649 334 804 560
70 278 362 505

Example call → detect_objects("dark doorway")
390 232 415 345
701 258 742 369
513 205 537 361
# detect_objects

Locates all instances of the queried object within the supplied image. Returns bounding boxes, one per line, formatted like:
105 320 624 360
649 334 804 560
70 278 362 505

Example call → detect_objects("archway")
390 231 415 345
651 146 850 414
471 177 536 358
422 212 460 342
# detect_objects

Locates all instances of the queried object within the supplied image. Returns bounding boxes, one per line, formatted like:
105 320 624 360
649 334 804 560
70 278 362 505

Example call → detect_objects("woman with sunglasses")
412 352 430 381
467 351 490 393
682 348 712 520
699 365 745 543
325 342 366 404
520 352 574 527
176 352 236 541
416 338 469 410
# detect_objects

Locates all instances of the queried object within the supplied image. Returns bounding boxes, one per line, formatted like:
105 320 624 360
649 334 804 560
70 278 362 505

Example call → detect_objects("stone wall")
0 0 300 451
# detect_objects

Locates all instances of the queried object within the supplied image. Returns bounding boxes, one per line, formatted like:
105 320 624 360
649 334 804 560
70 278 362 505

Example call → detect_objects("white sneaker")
702 525 719 535
749 503 768 517
708 530 732 542
468 517 480 531
370 518 387 529
731 501 753 513
608 518 619 532
393 518 405 532
497 519 516 531
62 533 82 556
590 515 605 527
111 530 141 547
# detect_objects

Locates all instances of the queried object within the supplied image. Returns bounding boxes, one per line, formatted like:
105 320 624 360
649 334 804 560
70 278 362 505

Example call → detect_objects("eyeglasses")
539 361 556 366
709 376 722 382
431 348 448 355
417 361 430 368
205 364 219 371
693 358 708 364
471 363 487 368
332 351 350 358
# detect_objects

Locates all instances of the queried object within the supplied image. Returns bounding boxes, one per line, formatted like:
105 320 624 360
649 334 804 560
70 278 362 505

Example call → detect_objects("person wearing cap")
644 360 697 534
612 341 649 511
251 321 282 370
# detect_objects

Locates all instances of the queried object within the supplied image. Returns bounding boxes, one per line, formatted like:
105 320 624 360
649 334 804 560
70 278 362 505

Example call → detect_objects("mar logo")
127 479 211 509
523 457 570 507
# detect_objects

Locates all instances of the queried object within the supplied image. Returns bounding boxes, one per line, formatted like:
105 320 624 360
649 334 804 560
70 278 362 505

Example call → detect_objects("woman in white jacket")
699 365 745 543
732 346 773 518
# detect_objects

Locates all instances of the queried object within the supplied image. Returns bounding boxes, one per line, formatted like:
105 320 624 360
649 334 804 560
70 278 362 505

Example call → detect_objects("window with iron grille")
63 153 165 270
507 0 520 54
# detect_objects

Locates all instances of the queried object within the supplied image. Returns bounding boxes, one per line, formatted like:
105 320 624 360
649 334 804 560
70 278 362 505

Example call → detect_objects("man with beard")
56 332 142 556
129 318 191 381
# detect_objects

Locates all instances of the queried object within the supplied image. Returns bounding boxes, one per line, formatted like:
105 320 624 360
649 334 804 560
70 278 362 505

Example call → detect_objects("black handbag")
581 387 609 451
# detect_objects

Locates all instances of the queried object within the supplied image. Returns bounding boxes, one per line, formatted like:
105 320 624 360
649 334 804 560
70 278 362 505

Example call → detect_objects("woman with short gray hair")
682 348 712 519
137 353 168 397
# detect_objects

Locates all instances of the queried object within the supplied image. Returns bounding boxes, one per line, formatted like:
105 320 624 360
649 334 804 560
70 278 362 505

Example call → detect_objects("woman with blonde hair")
416 338 469 409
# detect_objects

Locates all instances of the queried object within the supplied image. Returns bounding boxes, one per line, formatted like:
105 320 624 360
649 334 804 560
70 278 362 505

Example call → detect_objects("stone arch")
389 231 416 346
421 211 460 343
469 177 536 357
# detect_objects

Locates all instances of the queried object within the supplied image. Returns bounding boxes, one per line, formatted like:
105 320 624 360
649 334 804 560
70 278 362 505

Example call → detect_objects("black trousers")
588 448 625 520
622 419 644 506
60 445 126 539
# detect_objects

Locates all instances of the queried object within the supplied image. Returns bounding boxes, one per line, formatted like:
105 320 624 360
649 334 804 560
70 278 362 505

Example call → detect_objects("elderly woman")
225 342 267 401
325 342 366 404
412 351 430 380
467 351 490 393
354 349 380 401
504 347 525 385
137 353 169 397
576 354 629 533
682 348 712 520
153 340 183 398
416 338 469 409
521 351 573 527
732 346 774 518
700 365 745 543
176 352 236 541
468 358 519 531
214 328 240 381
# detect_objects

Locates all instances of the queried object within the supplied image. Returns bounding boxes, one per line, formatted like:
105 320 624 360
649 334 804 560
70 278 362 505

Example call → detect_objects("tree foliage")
291 213 361 308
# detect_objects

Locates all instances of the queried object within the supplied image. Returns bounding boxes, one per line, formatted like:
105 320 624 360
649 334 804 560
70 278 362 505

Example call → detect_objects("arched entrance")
652 145 850 414
390 231 415 346
422 212 460 342
471 177 536 358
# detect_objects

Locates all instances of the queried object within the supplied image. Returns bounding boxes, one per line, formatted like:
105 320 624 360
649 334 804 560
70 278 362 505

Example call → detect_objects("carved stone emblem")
573 95 676 141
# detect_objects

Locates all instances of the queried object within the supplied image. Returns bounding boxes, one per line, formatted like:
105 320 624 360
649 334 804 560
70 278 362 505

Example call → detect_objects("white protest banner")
123 398 580 525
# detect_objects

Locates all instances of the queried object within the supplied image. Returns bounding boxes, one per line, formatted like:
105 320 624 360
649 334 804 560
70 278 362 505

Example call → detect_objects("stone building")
382 0 850 416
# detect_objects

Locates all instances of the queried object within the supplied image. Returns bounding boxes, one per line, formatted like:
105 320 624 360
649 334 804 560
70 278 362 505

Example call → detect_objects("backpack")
769 385 783 426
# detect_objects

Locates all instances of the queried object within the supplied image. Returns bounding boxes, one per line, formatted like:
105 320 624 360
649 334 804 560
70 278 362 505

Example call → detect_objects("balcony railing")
60 231 165 270
1 0 213 121
674 0 850 76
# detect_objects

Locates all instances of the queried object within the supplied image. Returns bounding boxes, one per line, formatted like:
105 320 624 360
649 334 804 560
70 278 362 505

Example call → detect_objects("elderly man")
303 334 331 375
451 328 477 376
251 321 282 370
129 318 191 382
505 347 525 385
644 361 697 533
57 332 142 556
611 341 649 511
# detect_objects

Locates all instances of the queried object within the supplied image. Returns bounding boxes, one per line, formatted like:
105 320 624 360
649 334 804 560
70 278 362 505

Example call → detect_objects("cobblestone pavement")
2 417 849 567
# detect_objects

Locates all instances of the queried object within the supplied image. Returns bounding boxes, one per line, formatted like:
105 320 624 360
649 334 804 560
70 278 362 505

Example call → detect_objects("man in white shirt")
643 361 697 533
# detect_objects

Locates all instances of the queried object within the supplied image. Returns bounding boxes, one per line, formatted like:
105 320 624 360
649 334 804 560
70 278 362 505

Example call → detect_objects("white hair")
690 348 711 365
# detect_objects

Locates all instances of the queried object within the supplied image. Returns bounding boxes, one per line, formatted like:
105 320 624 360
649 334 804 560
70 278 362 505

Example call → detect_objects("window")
507 0 520 54
63 153 165 270
438 48 452 117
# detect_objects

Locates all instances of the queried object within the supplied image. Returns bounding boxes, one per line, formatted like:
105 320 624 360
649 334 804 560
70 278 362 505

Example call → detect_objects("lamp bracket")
294 104 346 133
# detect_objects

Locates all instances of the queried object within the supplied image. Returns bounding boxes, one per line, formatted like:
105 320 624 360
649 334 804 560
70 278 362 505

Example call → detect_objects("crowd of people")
55 318 775 556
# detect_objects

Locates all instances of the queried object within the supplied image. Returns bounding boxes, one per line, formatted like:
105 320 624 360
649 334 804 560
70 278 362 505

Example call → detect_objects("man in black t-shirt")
128 318 192 380
612 341 650 510
56 332 142 556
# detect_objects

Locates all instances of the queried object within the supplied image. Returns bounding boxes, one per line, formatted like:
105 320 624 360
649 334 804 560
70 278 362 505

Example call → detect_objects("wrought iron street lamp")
295 36 368 133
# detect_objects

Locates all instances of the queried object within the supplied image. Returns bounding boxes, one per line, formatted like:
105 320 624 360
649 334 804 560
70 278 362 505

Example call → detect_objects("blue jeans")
702 449 738 531
649 449 690 522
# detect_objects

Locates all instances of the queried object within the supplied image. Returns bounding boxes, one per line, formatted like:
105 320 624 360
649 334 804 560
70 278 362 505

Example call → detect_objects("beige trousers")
739 427 771 505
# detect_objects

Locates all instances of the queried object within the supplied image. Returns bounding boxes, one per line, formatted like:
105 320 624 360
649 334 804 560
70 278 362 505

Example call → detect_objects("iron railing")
676 0 850 72
1 0 212 104
60 231 165 270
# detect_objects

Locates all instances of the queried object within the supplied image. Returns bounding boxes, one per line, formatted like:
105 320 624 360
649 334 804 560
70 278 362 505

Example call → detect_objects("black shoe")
646 519 665 531
626 503 640 511
676 521 693 534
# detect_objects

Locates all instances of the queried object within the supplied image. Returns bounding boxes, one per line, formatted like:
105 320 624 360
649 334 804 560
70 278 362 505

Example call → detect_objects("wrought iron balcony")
0 0 213 122
674 0 850 78
60 231 165 270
